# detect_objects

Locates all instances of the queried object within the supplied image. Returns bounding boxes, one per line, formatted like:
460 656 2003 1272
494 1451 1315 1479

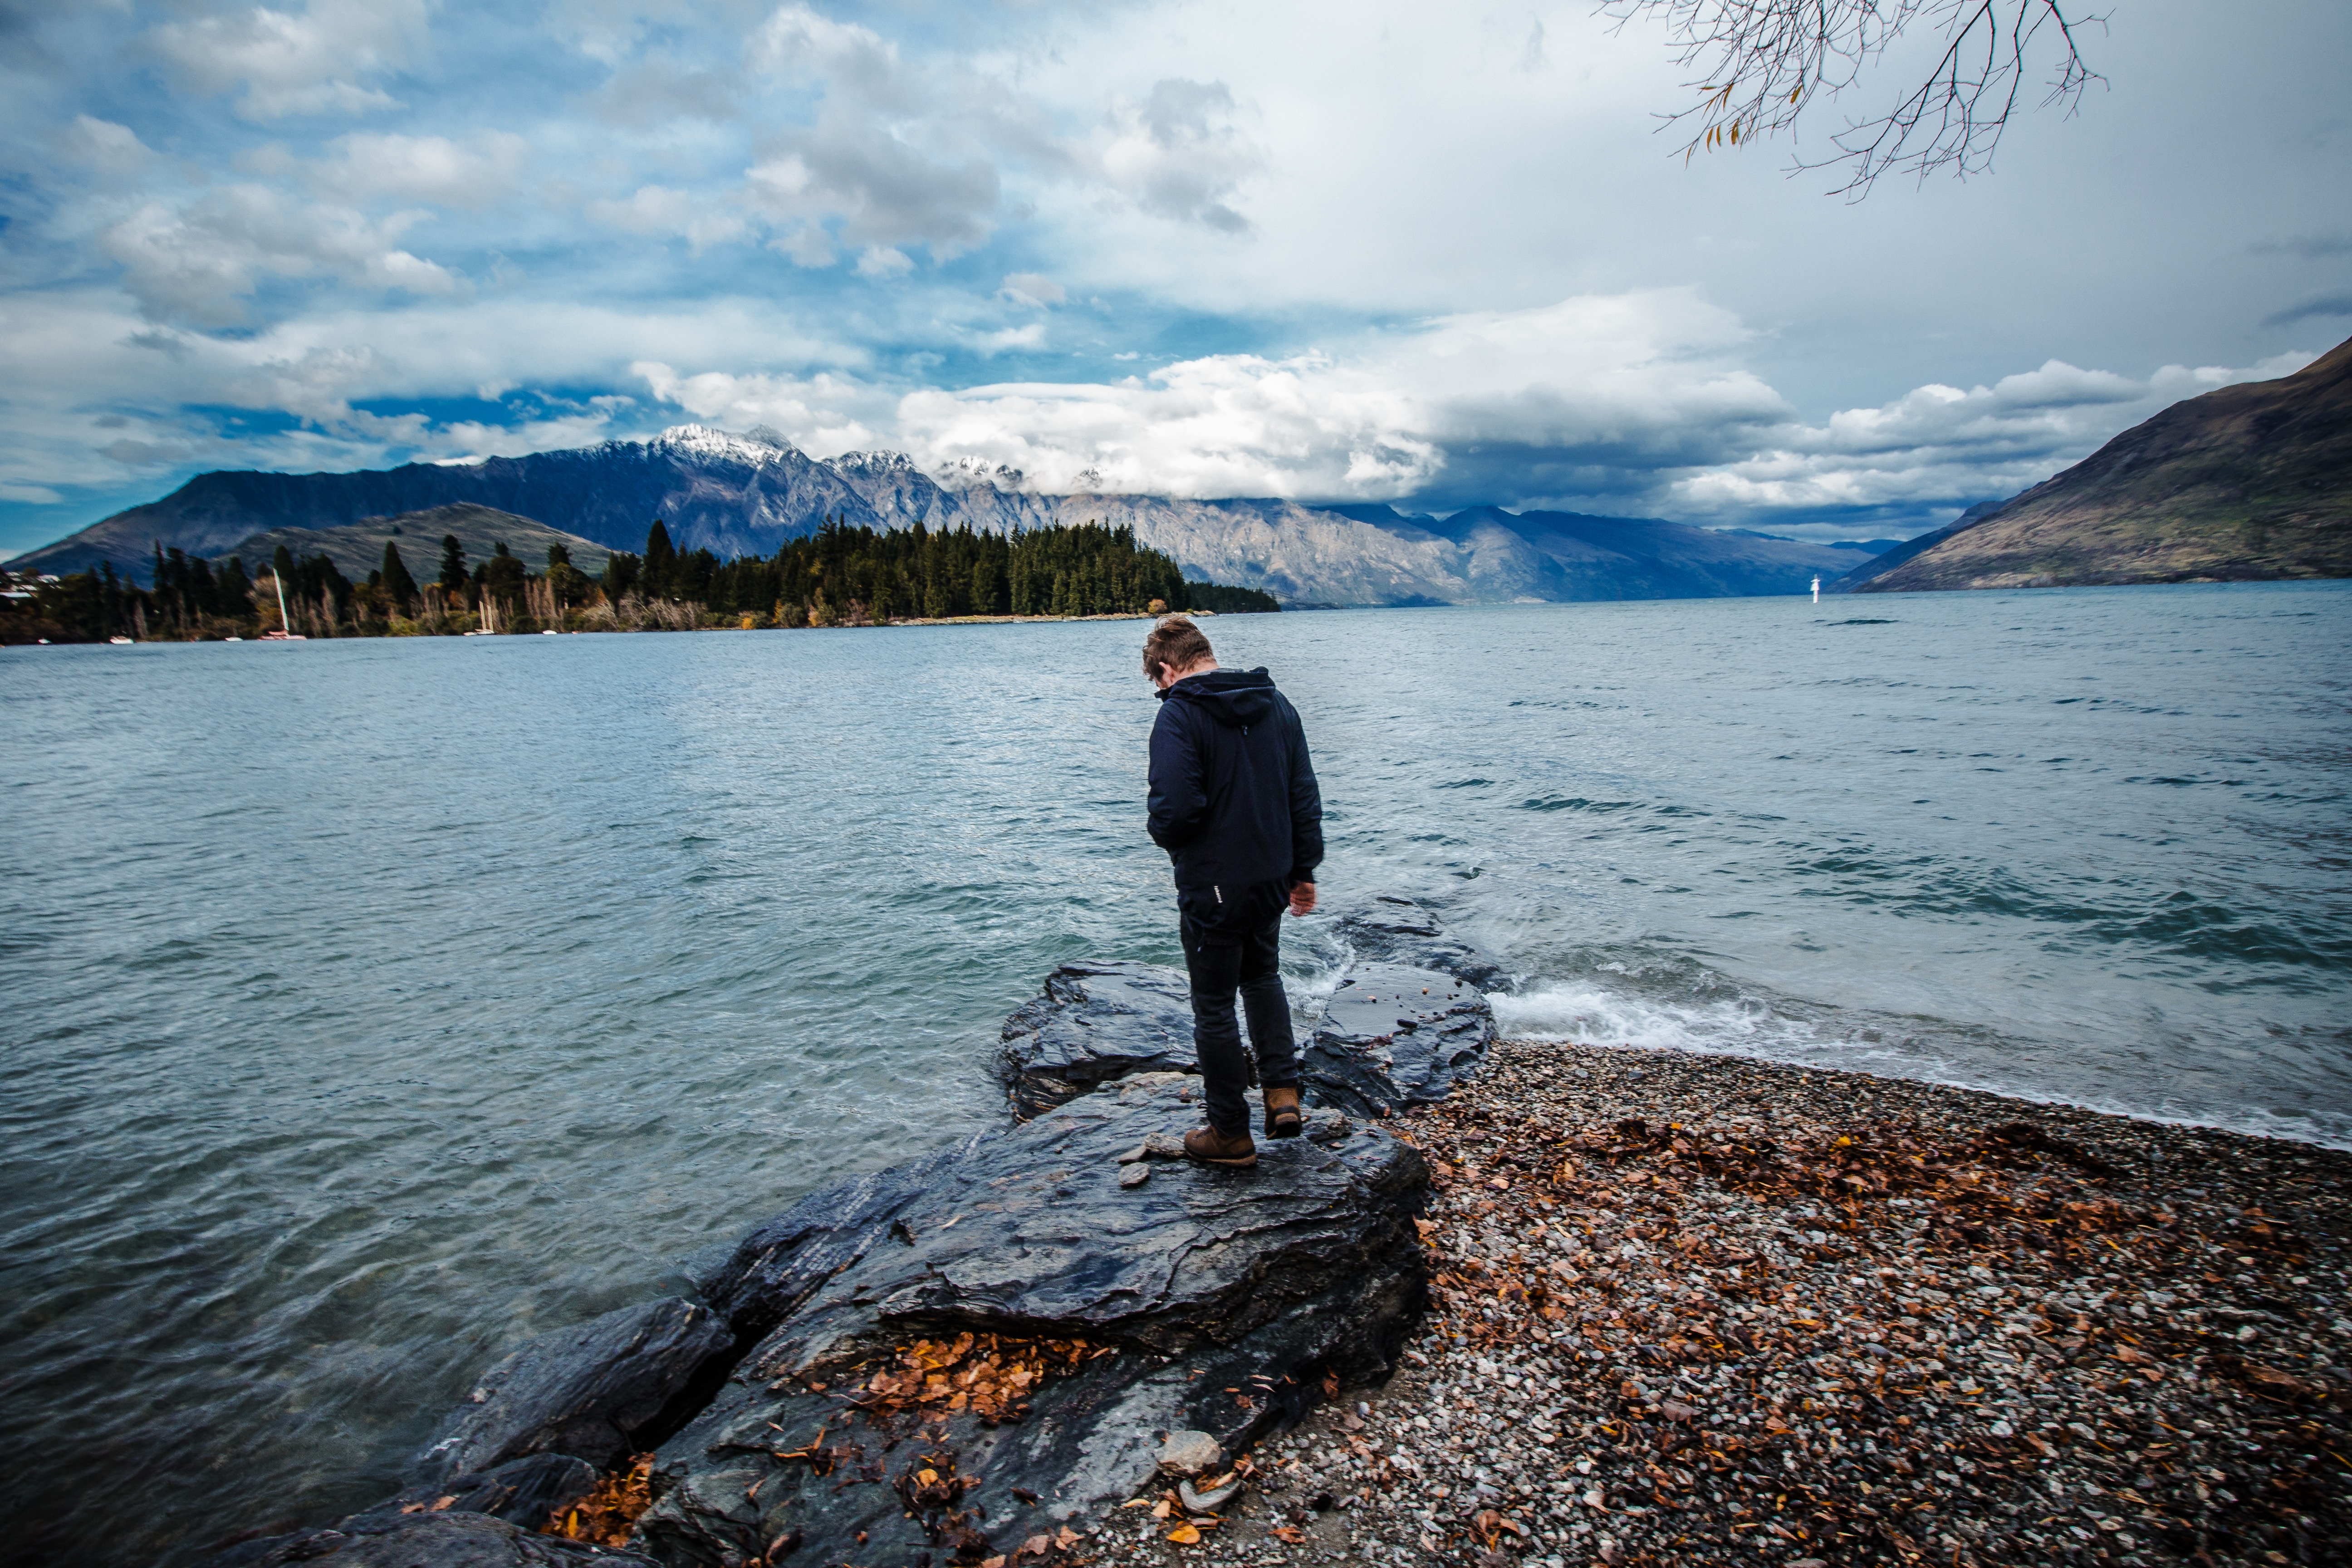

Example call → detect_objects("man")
1143 615 1323 1168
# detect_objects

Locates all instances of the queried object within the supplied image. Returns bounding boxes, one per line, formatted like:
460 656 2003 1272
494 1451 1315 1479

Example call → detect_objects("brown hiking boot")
1263 1085 1303 1139
1183 1125 1257 1167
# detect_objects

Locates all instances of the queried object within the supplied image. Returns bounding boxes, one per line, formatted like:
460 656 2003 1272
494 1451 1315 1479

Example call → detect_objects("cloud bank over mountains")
0 0 2344 550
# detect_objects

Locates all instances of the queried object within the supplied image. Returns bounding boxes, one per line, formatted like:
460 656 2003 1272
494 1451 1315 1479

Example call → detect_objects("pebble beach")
1086 1040 2352 1568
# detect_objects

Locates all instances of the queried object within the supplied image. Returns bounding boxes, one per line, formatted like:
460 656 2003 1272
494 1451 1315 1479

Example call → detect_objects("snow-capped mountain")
9 424 1870 603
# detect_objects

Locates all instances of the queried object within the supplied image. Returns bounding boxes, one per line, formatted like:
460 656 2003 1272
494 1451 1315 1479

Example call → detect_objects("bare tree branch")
1601 0 2106 198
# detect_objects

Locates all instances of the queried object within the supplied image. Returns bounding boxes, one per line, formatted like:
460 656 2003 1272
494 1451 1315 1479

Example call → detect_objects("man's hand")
1288 881 1317 917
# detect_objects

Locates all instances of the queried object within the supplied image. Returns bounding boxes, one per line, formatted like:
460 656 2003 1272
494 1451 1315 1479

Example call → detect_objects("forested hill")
610 517 1278 624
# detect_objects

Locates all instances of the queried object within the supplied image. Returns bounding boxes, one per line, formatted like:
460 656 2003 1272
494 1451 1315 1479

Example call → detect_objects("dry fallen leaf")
1166 1524 1202 1544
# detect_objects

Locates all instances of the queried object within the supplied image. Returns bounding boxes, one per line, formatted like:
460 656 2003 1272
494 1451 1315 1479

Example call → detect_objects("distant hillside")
1828 500 2010 592
222 505 614 580
1334 503 1862 601
1847 335 2352 593
12 423 1877 606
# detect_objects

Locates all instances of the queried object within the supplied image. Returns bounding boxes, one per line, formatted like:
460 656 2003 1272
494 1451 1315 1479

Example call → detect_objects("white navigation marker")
1811 574 1821 604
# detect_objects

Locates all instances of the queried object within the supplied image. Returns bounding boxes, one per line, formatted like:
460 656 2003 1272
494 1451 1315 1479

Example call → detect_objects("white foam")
1491 977 2352 1150
1493 980 1845 1060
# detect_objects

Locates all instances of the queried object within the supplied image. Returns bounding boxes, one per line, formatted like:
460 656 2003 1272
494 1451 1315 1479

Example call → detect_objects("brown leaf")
1166 1525 1202 1544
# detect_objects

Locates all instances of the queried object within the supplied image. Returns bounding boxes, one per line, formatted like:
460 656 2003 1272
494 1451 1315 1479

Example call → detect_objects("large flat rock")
633 1074 1428 1567
1300 963 1494 1117
997 960 1198 1118
421 1298 738 1477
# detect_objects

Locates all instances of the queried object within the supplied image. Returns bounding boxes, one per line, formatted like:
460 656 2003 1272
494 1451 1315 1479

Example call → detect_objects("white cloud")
971 322 1046 354
853 244 914 278
633 358 884 455
1671 351 2320 517
310 132 534 209
897 289 1782 501
587 184 753 251
1000 272 1065 308
55 116 165 182
146 0 427 120
96 186 464 326
1091 79 1262 234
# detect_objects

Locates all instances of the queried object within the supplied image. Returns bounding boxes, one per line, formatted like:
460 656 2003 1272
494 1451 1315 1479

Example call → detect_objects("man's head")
1143 615 1216 690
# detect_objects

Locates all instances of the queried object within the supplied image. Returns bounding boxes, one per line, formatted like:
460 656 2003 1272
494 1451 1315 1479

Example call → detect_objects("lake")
3 581 2347 1563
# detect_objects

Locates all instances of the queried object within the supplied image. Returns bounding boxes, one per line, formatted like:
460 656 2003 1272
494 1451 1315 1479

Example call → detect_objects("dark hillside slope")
1856 335 2352 592
1830 500 2009 592
220 505 616 579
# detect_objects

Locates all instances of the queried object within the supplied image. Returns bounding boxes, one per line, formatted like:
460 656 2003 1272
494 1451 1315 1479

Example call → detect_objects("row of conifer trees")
2 517 1276 642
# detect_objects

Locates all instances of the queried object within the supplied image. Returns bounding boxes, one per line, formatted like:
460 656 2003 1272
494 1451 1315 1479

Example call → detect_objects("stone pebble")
1067 1039 2352 1568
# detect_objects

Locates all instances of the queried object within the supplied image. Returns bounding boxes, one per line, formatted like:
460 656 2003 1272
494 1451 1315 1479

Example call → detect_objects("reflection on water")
2 581 2347 1563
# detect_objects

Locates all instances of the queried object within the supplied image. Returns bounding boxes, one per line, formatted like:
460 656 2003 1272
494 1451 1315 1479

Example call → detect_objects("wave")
1488 970 2352 1152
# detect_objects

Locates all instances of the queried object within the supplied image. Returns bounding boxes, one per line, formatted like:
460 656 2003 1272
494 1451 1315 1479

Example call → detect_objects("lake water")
4 582 2347 1563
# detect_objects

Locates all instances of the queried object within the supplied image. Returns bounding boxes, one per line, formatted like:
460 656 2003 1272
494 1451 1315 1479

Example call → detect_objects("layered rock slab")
1301 963 1494 1117
634 1074 1428 1567
422 1297 737 1477
1327 897 1509 991
997 960 1198 1118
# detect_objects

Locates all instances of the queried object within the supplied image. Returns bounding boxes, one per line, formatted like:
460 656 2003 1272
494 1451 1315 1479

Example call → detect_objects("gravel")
1060 1039 2352 1568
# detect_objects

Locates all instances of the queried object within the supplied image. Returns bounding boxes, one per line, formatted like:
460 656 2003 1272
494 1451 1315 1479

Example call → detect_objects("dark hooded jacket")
1147 667 1323 902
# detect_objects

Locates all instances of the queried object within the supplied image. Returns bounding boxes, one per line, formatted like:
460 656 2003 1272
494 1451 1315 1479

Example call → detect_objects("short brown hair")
1142 614 1213 677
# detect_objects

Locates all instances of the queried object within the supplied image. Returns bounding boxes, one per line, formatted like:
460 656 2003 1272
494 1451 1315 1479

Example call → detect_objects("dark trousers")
1178 879 1300 1137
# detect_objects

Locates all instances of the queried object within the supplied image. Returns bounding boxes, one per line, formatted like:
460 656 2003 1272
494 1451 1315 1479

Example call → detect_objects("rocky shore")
1097 1043 2352 1568
206 902 2351 1568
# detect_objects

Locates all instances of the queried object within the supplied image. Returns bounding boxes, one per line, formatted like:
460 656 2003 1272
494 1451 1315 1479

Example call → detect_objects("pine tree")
437 534 467 589
644 519 677 599
381 540 420 612
219 556 253 614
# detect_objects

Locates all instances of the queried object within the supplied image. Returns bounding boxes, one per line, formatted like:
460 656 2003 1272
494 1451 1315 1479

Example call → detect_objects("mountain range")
7 426 1868 607
1838 333 2352 593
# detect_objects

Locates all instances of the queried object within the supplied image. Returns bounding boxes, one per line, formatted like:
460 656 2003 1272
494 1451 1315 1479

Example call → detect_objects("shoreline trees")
0 518 1279 644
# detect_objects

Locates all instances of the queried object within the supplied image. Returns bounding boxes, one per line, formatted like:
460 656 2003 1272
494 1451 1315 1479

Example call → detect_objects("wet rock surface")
354 1454 603 1533
1327 897 1509 991
422 1298 737 1477
1301 964 1494 1118
999 960 1200 1117
213 1505 655 1568
632 1073 1430 1567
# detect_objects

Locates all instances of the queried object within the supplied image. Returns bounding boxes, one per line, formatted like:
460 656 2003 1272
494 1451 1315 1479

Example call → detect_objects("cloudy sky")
1 0 2346 557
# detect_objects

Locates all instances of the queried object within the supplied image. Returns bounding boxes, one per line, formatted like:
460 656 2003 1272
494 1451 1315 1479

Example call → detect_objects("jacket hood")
1160 666 1279 728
